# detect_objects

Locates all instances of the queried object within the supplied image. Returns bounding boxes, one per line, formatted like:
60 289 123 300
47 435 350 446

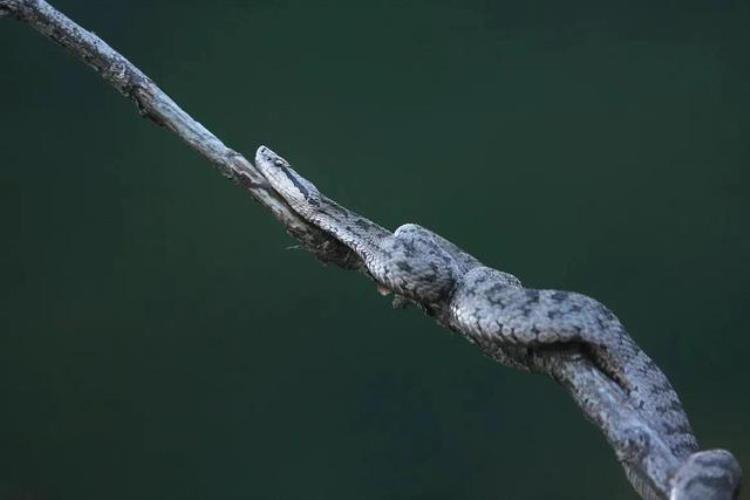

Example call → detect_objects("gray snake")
255 145 740 499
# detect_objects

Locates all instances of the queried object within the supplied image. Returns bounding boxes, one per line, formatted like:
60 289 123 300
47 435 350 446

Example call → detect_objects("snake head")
255 145 321 210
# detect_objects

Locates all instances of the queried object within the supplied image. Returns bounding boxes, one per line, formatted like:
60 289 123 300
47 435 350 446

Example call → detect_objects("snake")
255 145 740 499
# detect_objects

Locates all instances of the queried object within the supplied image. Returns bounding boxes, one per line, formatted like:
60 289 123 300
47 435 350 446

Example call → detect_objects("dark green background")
1 1 748 498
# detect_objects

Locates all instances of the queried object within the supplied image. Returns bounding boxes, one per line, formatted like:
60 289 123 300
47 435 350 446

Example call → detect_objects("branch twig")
1 1 741 498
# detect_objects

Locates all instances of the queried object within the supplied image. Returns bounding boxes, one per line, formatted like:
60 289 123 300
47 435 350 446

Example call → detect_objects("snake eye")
274 159 284 167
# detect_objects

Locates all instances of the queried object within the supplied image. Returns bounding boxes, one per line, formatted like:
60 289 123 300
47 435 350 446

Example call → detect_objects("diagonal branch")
0 1 741 498
0 0 359 270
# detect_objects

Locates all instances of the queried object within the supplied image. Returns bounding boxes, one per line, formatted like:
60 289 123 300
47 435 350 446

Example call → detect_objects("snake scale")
255 146 740 499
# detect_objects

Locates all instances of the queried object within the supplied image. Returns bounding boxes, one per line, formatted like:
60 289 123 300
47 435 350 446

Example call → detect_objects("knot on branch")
102 58 128 88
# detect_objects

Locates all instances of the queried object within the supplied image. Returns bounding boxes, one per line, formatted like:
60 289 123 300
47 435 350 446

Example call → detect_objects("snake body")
255 146 740 499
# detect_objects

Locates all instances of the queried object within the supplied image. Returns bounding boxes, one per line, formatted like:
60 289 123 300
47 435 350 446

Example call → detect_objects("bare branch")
0 1 741 498
0 0 359 269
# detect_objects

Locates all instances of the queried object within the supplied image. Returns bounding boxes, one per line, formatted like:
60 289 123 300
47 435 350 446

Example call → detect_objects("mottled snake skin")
0 0 737 493
255 146 740 499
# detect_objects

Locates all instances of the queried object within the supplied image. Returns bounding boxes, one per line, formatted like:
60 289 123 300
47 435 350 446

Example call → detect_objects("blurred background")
1 1 748 498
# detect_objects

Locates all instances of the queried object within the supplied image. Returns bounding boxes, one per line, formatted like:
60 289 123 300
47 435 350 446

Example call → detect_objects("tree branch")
1 0 359 270
1 1 741 498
